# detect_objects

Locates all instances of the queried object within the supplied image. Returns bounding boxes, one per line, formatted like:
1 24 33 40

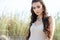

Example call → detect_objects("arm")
45 16 55 40
48 16 55 40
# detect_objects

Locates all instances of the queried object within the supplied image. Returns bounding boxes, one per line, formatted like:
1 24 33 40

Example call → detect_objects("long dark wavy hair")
26 0 51 40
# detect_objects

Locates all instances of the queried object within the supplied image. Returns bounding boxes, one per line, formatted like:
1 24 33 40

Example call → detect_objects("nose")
35 8 39 12
35 8 38 11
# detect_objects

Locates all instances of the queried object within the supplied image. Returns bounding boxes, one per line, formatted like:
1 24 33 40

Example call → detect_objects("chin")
36 14 39 16
36 13 41 15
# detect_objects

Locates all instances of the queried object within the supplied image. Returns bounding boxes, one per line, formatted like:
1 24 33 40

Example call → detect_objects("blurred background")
0 0 60 40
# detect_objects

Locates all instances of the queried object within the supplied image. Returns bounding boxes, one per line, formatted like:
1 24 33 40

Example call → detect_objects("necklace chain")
37 17 42 21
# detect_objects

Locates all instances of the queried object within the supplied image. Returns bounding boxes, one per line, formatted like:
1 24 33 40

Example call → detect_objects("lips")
37 12 39 13
36 12 39 13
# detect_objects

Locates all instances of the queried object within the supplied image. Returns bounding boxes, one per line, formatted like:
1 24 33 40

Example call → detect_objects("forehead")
32 2 42 7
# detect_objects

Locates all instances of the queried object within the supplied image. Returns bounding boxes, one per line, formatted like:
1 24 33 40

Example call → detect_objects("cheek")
38 7 43 12
33 9 36 12
39 7 43 12
33 9 36 14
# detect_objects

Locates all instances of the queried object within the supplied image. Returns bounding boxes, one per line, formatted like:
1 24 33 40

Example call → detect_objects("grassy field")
0 15 60 40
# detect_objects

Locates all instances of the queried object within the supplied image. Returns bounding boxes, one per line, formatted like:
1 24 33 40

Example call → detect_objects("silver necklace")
37 18 42 22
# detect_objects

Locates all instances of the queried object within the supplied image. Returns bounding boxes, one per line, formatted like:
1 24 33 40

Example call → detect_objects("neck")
37 14 42 19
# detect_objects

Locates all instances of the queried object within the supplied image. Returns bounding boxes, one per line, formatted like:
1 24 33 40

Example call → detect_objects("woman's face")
32 2 43 16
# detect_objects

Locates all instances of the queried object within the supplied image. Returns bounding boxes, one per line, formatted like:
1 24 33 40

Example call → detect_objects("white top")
29 20 47 40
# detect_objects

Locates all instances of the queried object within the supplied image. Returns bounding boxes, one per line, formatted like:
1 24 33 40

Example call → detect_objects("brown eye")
37 6 40 8
33 7 36 9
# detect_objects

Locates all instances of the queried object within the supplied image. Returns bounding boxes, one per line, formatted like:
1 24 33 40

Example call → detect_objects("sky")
0 0 60 22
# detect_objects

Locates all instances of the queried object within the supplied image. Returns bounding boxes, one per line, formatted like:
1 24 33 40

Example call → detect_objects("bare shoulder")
48 16 53 22
48 16 55 31
48 16 55 26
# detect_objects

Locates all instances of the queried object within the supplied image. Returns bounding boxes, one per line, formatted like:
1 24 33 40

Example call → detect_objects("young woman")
26 0 55 40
